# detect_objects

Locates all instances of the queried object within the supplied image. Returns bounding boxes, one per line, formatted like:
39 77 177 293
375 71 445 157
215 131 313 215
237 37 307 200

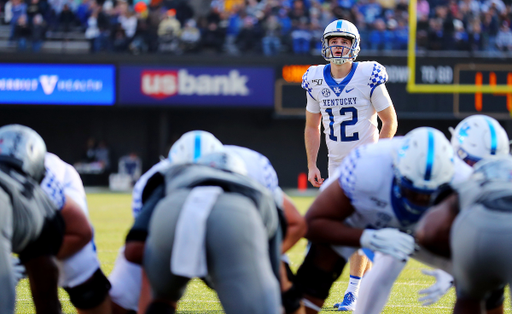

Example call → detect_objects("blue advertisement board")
0 64 115 105
119 66 274 107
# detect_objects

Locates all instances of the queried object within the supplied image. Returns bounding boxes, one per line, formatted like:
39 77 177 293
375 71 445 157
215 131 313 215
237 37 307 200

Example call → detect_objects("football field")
15 193 511 313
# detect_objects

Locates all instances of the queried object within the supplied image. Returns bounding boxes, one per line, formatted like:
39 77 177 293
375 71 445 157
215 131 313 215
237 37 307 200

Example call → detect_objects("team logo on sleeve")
322 88 331 97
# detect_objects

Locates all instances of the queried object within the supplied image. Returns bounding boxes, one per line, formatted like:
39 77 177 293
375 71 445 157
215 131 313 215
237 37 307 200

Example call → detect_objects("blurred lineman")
283 127 472 314
302 19 397 310
414 115 510 314
416 156 512 314
42 152 112 314
0 124 80 314
109 130 306 314
124 151 282 314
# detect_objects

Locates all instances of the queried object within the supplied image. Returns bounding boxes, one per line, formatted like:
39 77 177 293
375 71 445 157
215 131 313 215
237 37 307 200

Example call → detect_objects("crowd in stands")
2 0 512 54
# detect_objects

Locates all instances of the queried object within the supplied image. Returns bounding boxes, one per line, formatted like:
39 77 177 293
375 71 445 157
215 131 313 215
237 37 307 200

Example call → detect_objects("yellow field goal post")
407 0 512 94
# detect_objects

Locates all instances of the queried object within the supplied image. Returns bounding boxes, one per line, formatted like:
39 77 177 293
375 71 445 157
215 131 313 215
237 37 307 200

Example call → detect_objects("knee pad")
293 247 346 300
485 286 505 310
64 268 111 310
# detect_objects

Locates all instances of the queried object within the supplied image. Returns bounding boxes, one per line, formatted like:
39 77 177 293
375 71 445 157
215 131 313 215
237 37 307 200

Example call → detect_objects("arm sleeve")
126 184 165 243
370 83 393 113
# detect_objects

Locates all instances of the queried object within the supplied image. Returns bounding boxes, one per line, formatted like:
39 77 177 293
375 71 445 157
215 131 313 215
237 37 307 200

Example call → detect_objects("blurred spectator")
118 152 142 184
158 8 181 52
290 16 310 54
14 13 31 50
129 1 150 54
262 14 281 55
482 10 500 50
10 0 27 40
31 13 46 51
200 6 225 53
468 19 484 51
146 1 164 52
428 18 444 50
359 0 383 25
394 18 408 49
95 140 110 170
58 3 75 32
369 18 393 50
26 0 43 25
179 18 200 52
496 20 512 50
235 14 261 53
115 0 137 50
453 18 469 49
86 1 111 52
4 0 13 24
76 0 93 30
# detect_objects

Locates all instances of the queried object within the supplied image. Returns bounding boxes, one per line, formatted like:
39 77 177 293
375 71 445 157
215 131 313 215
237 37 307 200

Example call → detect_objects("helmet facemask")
393 175 440 215
321 34 359 65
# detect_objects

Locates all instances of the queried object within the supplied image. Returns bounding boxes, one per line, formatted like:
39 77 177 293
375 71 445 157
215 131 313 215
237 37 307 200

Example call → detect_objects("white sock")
345 275 362 296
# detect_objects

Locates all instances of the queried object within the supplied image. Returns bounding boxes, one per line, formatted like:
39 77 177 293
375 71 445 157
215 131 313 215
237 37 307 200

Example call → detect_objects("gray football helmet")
0 124 47 182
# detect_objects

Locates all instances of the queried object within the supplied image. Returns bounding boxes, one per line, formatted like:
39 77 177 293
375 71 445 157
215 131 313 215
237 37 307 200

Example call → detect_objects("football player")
41 152 112 314
414 115 510 314
303 19 398 310
124 150 282 314
282 127 473 314
0 124 89 314
416 156 512 314
109 130 307 314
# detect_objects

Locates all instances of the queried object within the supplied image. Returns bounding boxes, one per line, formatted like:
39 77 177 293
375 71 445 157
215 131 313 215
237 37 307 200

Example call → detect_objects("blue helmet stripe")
485 118 498 155
193 132 201 161
336 20 342 29
425 130 434 181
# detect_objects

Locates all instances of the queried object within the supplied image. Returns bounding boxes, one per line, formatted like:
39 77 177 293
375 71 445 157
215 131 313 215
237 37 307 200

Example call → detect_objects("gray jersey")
451 168 512 299
160 163 279 238
0 165 57 253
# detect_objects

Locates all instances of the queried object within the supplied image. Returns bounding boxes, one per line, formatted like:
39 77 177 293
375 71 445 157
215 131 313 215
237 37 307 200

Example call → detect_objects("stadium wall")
1 53 512 187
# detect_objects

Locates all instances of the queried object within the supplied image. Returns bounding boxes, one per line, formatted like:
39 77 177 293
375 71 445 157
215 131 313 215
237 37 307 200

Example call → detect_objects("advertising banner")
0 64 115 105
119 66 274 107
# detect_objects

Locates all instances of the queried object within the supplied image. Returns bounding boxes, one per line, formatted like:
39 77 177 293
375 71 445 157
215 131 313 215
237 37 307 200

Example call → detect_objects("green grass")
15 193 511 313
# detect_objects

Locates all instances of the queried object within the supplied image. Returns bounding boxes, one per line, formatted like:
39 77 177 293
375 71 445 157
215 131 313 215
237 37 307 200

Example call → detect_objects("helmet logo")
458 122 470 144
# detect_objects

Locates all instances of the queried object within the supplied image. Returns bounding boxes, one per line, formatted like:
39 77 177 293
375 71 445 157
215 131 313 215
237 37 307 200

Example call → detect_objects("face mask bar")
457 147 482 167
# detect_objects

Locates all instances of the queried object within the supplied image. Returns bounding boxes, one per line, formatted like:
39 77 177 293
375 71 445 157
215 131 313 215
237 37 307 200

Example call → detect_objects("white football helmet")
321 19 360 65
196 151 248 176
0 124 47 182
168 130 224 164
450 115 509 167
393 127 455 215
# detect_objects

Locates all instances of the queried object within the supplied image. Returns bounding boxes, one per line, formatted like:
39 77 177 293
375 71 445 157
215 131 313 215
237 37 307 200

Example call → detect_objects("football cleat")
334 292 357 311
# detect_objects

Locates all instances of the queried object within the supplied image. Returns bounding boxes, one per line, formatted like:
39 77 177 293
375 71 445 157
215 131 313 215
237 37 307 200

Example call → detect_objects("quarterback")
303 19 397 310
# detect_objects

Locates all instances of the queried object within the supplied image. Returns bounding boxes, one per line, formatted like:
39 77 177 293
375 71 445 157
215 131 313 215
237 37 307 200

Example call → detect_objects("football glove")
418 269 454 306
11 256 26 283
360 228 415 262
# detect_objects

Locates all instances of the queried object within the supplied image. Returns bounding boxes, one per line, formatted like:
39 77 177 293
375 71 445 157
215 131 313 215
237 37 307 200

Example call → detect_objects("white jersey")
225 145 283 208
43 153 88 214
42 152 99 288
337 138 472 232
302 61 390 161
